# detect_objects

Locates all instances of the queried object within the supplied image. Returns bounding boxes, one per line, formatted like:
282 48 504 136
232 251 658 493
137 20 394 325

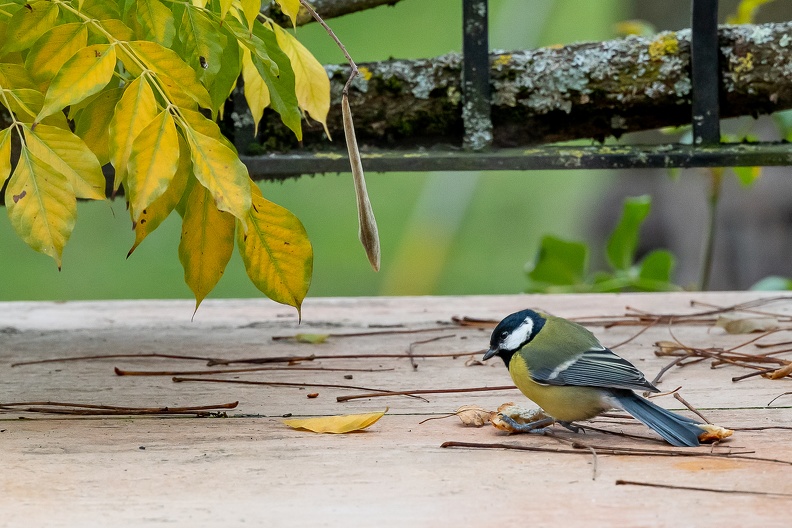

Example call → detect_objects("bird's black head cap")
483 309 546 367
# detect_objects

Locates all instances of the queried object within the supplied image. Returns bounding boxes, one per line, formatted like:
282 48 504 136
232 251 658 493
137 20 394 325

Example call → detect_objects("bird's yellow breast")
508 354 611 422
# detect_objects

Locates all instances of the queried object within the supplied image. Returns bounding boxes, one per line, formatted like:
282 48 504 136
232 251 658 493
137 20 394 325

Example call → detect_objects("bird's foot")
557 421 584 434
497 414 554 434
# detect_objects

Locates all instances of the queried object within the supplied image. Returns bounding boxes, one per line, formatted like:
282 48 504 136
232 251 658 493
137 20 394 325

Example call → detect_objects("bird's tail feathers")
609 390 702 447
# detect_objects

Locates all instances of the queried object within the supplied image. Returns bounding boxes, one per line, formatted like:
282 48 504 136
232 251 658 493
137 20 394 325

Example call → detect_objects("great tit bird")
483 309 703 447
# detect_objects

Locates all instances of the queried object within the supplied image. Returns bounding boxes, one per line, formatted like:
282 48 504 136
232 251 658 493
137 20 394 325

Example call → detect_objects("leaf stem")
699 167 722 290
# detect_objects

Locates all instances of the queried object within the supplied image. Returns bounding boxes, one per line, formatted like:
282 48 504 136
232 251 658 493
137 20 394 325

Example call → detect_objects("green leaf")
24 124 106 200
136 0 175 47
733 166 762 187
108 76 159 190
238 185 313 315
179 120 251 223
179 6 224 80
127 109 180 221
638 249 675 283
129 134 191 256
253 22 302 139
5 145 77 268
750 276 792 291
37 43 117 121
179 182 235 310
526 236 588 289
24 22 88 88
206 24 240 115
1 1 59 54
606 195 651 271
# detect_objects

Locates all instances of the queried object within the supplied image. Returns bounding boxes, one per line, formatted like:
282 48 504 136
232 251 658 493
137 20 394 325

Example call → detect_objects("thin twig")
407 334 455 370
12 353 213 368
615 479 792 498
114 366 392 376
271 326 455 341
336 385 518 402
608 317 659 350
767 392 792 407
171 377 431 402
0 401 239 416
673 393 711 424
207 351 472 366
298 0 358 94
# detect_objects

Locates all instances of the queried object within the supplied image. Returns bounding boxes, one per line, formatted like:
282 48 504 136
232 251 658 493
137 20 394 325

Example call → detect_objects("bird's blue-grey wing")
531 347 658 392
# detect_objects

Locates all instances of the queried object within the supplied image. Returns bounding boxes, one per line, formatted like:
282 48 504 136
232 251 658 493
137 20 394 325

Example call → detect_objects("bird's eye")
500 331 508 339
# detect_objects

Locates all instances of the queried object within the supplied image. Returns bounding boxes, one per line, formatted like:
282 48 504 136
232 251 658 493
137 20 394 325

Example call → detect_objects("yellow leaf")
125 41 212 110
108 76 158 190
2 1 59 54
283 409 387 434
237 184 312 315
25 124 106 200
5 145 77 268
155 72 199 112
275 0 300 28
99 19 135 41
0 127 11 186
272 23 330 137
218 0 233 19
129 135 191 256
178 182 235 310
74 86 124 165
37 44 117 121
241 48 269 136
180 122 251 223
716 314 779 334
24 23 88 89
240 0 262 29
0 63 38 90
178 107 236 152
127 110 179 221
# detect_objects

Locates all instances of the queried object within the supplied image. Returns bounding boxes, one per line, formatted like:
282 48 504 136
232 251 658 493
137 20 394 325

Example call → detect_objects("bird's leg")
498 414 555 434
557 421 583 434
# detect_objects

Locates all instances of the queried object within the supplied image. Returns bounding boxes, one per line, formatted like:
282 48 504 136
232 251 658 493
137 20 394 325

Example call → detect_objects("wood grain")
2 292 792 525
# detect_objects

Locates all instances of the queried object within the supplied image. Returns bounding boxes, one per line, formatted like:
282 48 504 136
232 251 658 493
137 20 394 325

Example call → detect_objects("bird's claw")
497 413 554 434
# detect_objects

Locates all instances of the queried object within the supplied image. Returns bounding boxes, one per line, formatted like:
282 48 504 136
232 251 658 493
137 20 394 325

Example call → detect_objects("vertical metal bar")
462 0 492 150
690 0 720 145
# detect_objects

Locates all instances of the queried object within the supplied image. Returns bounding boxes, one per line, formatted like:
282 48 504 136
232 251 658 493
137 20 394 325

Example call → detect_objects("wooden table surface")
2 292 792 527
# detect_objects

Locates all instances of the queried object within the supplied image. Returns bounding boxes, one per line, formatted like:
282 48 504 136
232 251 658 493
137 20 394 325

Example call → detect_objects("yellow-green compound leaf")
108 76 158 190
178 106 237 152
283 410 387 434
25 124 106 200
180 123 250 222
127 110 179 221
1 1 59 54
238 186 312 315
5 146 77 268
240 0 262 28
178 182 235 310
0 63 38 90
218 0 232 20
275 0 300 27
37 44 117 121
129 135 191 256
0 127 11 186
136 0 175 47
126 40 212 110
25 23 88 88
273 23 331 137
74 86 124 165
179 6 224 80
241 47 269 136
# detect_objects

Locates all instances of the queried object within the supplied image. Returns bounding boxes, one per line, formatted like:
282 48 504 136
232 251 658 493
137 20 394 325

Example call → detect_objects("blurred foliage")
526 195 681 293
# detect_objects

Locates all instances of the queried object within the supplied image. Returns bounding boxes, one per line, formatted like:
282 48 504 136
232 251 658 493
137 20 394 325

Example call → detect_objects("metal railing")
240 0 791 179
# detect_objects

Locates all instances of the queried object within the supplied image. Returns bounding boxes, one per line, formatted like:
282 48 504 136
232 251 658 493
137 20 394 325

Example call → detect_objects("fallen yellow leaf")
716 313 779 334
283 409 387 434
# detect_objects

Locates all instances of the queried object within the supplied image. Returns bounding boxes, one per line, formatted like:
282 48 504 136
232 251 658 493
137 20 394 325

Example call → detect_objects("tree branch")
264 0 406 27
244 22 792 153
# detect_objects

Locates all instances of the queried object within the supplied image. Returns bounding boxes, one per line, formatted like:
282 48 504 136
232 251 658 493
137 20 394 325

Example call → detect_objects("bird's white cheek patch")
502 317 533 351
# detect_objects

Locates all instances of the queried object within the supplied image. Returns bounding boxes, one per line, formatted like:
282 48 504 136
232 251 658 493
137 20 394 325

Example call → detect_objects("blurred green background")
0 0 772 300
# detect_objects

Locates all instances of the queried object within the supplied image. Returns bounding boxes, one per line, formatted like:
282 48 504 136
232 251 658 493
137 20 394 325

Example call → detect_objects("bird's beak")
482 348 498 361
